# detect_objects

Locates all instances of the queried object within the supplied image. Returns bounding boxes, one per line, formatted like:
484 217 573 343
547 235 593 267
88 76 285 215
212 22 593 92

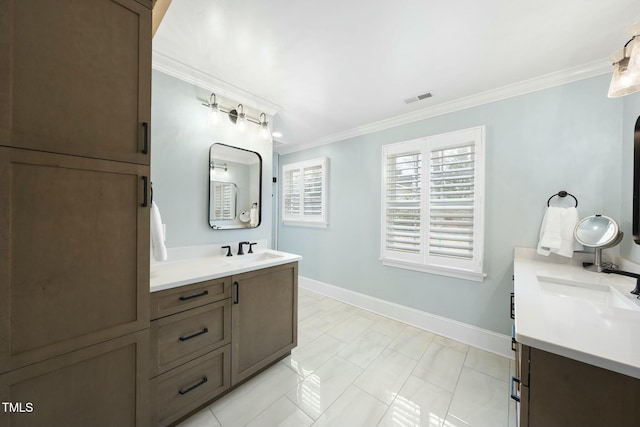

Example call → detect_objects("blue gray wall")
151 70 273 248
277 75 625 335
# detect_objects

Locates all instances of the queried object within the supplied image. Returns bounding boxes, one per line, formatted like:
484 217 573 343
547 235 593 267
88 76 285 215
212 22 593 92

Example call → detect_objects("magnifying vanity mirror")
209 143 262 229
574 214 624 272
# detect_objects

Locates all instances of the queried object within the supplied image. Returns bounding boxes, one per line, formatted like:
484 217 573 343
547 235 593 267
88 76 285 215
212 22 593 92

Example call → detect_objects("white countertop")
514 247 640 379
150 249 302 293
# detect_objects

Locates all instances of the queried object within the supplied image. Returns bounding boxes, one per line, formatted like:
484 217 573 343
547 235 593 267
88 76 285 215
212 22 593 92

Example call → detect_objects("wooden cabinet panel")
0 148 150 372
527 347 640 427
151 278 231 320
151 345 230 427
231 262 298 385
0 0 151 164
151 299 231 377
0 330 149 427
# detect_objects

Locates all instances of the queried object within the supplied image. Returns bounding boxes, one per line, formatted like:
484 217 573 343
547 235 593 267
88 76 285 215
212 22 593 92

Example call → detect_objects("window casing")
381 127 486 282
282 157 328 227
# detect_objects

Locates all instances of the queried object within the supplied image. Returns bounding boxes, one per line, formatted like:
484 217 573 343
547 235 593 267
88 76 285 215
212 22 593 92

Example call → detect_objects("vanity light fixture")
236 104 247 132
608 21 640 97
208 93 220 124
210 160 227 171
202 94 270 138
259 113 269 140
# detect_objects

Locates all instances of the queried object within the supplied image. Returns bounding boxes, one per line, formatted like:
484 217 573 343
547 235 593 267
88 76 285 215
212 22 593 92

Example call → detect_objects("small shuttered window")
381 127 485 282
212 182 236 220
282 157 329 227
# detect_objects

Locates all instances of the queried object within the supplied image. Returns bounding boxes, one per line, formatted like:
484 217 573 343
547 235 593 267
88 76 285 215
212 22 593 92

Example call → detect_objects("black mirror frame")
633 116 640 244
208 143 262 230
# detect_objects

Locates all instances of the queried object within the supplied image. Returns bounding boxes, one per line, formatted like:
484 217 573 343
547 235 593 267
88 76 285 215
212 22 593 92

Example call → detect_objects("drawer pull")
511 325 517 352
233 282 239 304
178 376 208 395
141 176 149 207
179 290 209 301
510 292 515 319
179 327 209 342
142 122 149 154
510 376 521 402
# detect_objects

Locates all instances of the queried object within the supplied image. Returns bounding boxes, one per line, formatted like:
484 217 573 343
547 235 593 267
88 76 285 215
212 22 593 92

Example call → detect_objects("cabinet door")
0 0 151 164
528 347 640 427
0 148 150 372
0 330 149 427
231 263 298 385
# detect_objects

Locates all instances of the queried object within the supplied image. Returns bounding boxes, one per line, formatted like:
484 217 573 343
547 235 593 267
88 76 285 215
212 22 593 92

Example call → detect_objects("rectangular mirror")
209 143 262 229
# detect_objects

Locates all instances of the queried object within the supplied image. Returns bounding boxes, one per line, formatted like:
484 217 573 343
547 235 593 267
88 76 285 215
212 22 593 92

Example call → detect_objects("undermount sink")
537 274 640 312
226 251 284 265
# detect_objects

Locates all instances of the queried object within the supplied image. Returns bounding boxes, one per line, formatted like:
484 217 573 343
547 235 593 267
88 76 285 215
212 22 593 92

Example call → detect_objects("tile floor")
178 288 517 427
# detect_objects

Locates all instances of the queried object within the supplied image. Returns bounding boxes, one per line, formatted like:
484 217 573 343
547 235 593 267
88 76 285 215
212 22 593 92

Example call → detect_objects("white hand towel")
537 207 582 258
538 207 563 252
249 205 258 227
150 201 168 262
555 207 583 257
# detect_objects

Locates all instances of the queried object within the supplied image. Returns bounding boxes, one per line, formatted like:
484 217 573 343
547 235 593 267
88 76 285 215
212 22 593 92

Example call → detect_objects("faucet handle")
221 245 232 257
248 242 258 253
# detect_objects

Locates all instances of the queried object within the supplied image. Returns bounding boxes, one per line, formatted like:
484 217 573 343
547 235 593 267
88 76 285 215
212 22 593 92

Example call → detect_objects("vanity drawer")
151 278 231 319
151 299 231 377
151 345 230 427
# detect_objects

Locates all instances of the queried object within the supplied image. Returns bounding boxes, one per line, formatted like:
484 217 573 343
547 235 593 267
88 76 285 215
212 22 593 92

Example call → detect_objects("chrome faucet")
237 241 250 255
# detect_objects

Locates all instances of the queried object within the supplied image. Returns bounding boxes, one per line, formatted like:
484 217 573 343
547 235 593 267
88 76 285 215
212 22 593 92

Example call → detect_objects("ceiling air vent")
404 92 432 104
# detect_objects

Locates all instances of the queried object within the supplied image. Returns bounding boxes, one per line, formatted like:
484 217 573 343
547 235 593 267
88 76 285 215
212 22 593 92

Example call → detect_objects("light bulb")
259 113 269 140
209 102 219 125
236 104 246 132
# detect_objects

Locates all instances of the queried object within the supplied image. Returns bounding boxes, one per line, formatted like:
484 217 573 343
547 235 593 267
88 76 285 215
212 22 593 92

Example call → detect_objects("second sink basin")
537 273 640 312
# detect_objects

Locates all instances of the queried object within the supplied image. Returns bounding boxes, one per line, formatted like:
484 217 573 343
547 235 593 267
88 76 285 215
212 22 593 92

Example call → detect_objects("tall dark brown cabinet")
0 1 153 426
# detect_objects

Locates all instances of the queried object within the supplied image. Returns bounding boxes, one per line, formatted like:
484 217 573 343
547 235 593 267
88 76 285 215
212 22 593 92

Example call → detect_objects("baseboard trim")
299 276 514 359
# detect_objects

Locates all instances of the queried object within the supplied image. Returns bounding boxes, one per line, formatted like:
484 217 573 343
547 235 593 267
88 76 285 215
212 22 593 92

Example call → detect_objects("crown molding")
152 50 282 116
275 59 612 154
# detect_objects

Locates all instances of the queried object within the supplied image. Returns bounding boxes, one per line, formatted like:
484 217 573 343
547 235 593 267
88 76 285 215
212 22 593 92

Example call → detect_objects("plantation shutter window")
212 182 236 221
381 127 485 282
282 157 329 227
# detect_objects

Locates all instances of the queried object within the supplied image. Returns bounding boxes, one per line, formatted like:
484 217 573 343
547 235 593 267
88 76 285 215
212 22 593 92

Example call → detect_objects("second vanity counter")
150 249 302 293
514 247 640 379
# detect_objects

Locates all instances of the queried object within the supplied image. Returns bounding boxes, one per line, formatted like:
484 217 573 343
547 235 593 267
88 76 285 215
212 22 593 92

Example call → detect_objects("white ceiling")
153 0 639 151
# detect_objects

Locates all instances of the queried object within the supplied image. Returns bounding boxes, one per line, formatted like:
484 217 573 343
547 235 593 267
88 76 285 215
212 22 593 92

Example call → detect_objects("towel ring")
547 190 578 207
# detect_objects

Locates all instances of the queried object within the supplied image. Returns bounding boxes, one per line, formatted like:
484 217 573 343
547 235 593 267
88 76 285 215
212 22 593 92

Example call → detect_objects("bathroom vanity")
149 250 300 426
512 248 640 427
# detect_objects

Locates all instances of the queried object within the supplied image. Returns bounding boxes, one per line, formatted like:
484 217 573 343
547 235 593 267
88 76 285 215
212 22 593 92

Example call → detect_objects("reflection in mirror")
211 181 237 220
209 144 262 229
